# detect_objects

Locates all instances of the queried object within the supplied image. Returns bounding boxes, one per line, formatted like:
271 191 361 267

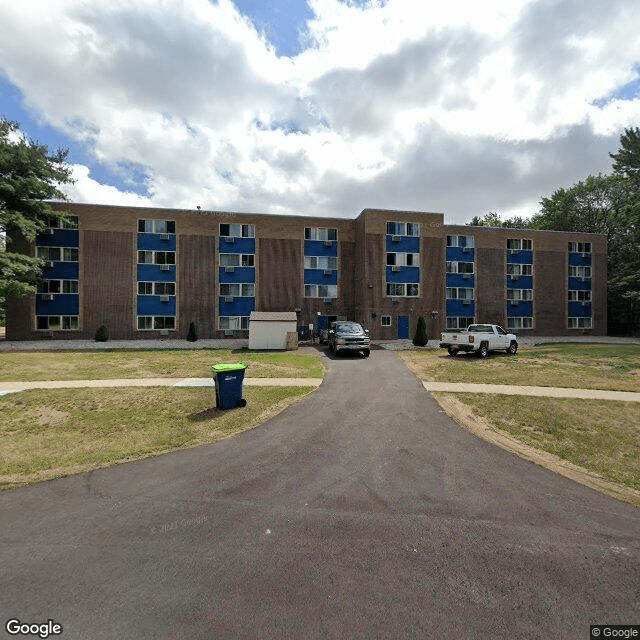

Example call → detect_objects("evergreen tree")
610 126 640 177
413 315 428 346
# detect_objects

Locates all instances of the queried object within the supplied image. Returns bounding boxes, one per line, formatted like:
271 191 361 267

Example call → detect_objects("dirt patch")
435 394 640 508
36 407 70 427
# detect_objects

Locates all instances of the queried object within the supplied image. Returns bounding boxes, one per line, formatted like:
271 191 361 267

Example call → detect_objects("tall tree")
0 117 74 299
610 126 640 177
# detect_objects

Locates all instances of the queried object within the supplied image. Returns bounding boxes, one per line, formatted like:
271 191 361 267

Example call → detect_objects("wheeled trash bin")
212 363 248 410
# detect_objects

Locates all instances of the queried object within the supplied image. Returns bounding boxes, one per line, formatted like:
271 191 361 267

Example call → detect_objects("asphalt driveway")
1 348 638 639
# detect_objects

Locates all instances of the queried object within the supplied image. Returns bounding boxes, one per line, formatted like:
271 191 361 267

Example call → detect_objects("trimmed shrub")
413 316 428 347
95 325 109 342
187 322 198 342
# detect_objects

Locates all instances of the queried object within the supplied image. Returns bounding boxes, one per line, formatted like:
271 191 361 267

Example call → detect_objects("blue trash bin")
212 363 248 410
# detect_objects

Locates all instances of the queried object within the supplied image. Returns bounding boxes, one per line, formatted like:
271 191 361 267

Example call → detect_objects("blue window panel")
506 276 533 289
304 240 338 257
568 301 592 317
568 253 592 267
446 273 475 288
219 267 255 284
446 300 475 316
219 296 255 316
36 229 79 247
42 262 79 279
36 294 79 315
137 234 176 251
219 237 255 254
385 266 420 283
507 301 533 317
568 277 591 291
137 296 176 316
137 265 176 282
386 235 420 253
446 247 474 262
506 251 533 265
304 269 338 285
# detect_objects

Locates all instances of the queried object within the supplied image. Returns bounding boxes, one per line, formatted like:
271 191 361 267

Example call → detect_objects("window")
305 227 337 241
381 316 391 326
220 223 255 238
569 266 591 279
38 280 79 294
568 290 591 302
44 215 79 229
507 238 532 251
446 317 474 330
387 253 419 266
304 256 338 270
304 284 338 298
507 317 533 330
386 222 420 236
386 283 419 297
36 247 78 262
154 282 175 296
446 288 474 300
568 242 592 253
446 235 475 248
569 317 592 329
507 263 533 276
220 253 254 267
138 219 176 234
507 289 533 301
220 283 255 297
219 316 250 330
138 282 153 295
446 261 474 274
138 316 175 330
138 317 152 330
137 251 176 265
36 316 78 331
63 248 78 262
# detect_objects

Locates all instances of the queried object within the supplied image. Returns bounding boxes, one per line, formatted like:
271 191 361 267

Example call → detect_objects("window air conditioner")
462 247 471 253
225 236 235 243
224 266 235 273
160 233 170 240
581 301 590 306
391 265 401 272
43 294 54 301
511 300 519 306
463 273 472 279
224 329 234 336
323 298 332 303
44 228 54 235
46 261 55 268
323 269 333 275
581 277 587 282
160 329 169 336
160 264 171 271
160 295 170 302
392 235 401 243
509 249 517 255
581 252 587 258
224 296 234 303
463 300 471 305
42 331 53 337
324 240 333 247
391 297 400 303
510 275 517 280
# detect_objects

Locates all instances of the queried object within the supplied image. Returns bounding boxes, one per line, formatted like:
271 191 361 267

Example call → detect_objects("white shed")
249 312 298 350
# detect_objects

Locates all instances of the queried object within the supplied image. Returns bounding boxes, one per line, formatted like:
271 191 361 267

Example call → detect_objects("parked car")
439 324 518 358
328 321 370 357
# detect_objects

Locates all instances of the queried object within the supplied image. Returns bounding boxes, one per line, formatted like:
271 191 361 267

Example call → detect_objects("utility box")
248 312 298 350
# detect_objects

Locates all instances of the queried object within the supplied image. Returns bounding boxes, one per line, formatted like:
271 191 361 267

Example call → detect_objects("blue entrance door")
397 316 409 339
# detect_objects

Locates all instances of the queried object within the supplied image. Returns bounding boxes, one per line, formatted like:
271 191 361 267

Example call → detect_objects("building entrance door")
397 315 409 339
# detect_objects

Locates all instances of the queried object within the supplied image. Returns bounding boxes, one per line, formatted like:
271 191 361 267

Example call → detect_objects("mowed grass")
0 386 314 488
0 349 324 382
399 344 640 392
438 393 640 493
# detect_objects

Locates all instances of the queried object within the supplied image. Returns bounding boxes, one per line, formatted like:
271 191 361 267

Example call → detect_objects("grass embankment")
0 386 314 488
0 349 324 382
399 344 640 392
400 344 640 502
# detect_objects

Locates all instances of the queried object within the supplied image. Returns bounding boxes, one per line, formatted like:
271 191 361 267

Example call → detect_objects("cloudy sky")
1 0 639 223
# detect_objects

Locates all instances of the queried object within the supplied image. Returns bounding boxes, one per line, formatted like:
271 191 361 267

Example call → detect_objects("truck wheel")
478 343 489 358
447 347 458 357
507 341 518 355
363 349 370 358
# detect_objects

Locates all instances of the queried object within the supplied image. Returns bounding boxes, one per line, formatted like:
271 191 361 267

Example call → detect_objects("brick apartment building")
5 203 607 341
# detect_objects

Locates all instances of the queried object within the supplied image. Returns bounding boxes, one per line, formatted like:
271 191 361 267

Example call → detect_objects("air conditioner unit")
511 300 519 306
160 329 169 336
462 247 471 253
581 252 587 258
581 277 588 282
463 300 472 305
392 235 401 243
42 293 54 301
510 275 518 280
391 266 401 272
324 240 333 247
160 264 171 271
46 261 55 268
224 329 234 336
509 249 518 255
224 296 234 303
391 297 400 303
41 330 53 338
160 233 170 240
224 266 235 273
463 273 472 279
581 301 590 306
160 295 170 302
323 269 332 275
43 228 54 235
225 236 235 243
323 298 333 303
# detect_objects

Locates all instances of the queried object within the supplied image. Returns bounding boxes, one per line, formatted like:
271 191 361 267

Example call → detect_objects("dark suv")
328 321 370 357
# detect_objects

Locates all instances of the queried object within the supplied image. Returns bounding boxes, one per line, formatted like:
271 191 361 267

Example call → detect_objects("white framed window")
219 316 250 330
36 315 79 331
137 316 175 330
304 284 338 298
220 223 255 238
506 263 533 276
569 317 592 329
568 290 591 302
507 289 533 301
446 235 474 248
386 252 420 266
507 317 533 330
137 251 175 265
568 241 592 253
219 253 255 267
38 280 79 294
386 283 419 297
304 256 338 270
36 247 79 262
138 219 176 234
386 221 420 236
446 261 474 274
44 215 79 229
507 238 532 251
305 227 337 241
446 316 474 330
381 316 391 326
446 287 474 300
139 282 175 295
568 266 591 279
220 283 255 297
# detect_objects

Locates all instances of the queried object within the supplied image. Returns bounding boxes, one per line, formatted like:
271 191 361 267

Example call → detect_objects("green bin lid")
211 362 248 372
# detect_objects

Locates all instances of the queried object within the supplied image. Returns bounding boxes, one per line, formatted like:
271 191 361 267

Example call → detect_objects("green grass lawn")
0 349 324 382
0 386 314 488
399 344 640 392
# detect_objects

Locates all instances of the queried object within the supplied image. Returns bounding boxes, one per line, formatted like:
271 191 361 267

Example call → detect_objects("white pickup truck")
439 324 518 358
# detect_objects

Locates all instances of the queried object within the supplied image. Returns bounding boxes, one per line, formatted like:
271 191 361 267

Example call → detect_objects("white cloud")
1 0 639 223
